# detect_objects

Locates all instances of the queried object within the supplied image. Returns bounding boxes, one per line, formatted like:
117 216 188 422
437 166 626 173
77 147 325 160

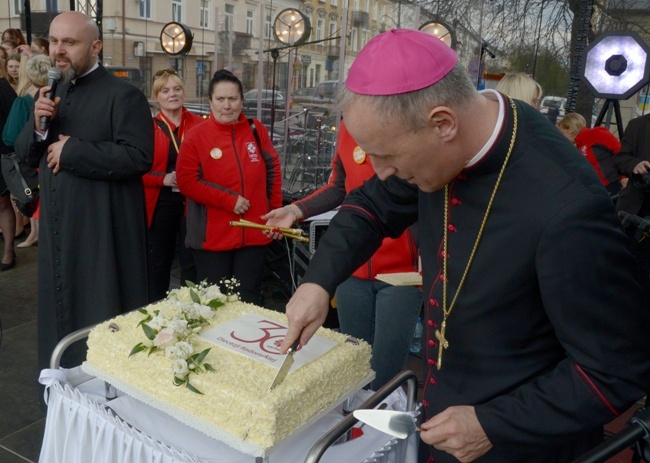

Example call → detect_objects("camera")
631 173 650 192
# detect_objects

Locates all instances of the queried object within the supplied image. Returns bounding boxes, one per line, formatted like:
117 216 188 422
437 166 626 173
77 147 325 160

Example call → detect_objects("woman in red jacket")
177 70 282 304
143 69 204 302
557 112 622 196
263 122 422 389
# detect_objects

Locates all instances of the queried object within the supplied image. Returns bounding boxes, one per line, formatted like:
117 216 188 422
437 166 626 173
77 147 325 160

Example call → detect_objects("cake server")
268 338 300 391
352 410 420 439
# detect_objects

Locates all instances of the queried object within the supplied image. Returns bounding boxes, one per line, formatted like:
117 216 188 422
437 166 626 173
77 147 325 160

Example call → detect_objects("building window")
265 13 272 39
353 0 359 10
225 4 235 32
200 0 210 28
364 0 370 14
328 19 337 39
172 0 183 22
138 0 151 19
351 28 358 52
373 0 378 21
13 0 23 14
331 0 337 7
246 10 254 35
316 18 324 41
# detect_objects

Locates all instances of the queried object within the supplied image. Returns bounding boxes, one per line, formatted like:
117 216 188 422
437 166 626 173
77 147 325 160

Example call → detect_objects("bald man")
15 12 153 394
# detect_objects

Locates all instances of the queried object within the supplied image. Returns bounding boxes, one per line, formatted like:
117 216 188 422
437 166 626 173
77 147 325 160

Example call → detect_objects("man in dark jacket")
612 113 650 302
280 30 650 462
14 12 153 398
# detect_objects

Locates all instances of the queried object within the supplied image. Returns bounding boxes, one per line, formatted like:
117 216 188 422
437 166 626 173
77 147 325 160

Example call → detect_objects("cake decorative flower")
129 279 240 394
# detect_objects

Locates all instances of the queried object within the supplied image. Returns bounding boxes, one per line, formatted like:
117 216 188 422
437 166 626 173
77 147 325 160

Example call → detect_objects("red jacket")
574 126 621 187
295 122 418 280
143 107 205 226
177 112 282 251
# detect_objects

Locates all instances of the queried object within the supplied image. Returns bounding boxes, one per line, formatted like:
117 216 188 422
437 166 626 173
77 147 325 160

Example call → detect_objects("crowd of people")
2 11 650 462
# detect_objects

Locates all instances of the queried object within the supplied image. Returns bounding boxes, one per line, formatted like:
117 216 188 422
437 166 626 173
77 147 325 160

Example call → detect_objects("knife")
352 409 420 439
268 338 300 391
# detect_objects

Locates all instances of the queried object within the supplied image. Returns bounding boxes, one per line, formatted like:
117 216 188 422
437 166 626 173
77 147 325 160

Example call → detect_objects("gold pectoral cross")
435 319 449 370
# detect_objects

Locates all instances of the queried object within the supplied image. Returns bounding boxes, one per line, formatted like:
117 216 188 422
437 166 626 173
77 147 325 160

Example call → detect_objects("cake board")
83 361 375 458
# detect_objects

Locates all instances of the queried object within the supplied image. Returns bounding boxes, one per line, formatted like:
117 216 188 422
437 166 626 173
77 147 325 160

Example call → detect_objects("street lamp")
419 19 456 49
160 22 193 56
270 9 311 145
273 8 311 47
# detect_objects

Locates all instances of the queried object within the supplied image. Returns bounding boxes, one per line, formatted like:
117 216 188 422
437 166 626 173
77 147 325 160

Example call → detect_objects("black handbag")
1 152 39 217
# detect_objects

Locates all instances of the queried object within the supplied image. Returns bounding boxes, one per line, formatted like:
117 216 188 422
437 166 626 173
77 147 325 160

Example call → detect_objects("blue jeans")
336 276 423 390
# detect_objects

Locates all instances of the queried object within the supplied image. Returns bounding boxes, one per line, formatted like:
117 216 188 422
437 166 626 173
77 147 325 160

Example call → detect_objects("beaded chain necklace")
435 98 518 370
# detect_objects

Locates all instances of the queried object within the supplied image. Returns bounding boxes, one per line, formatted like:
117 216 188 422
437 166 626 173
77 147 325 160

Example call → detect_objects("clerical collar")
72 62 99 84
465 89 505 168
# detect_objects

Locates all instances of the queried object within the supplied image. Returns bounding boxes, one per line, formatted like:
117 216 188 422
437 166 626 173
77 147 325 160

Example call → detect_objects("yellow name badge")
353 146 366 164
210 148 223 160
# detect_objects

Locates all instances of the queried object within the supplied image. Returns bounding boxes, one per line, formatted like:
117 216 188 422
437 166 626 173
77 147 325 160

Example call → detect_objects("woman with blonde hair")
495 72 543 108
143 69 204 301
2 54 51 248
557 112 622 196
0 46 17 269
4 53 20 91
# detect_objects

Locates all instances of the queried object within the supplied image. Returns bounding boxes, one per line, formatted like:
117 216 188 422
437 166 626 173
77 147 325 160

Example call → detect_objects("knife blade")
268 338 300 391
352 409 419 439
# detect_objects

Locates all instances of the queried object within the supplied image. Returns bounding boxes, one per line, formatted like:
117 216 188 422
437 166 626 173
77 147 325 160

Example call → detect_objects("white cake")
82 285 373 456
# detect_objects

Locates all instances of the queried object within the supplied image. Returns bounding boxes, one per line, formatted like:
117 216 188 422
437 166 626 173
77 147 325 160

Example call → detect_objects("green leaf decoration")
186 281 197 289
204 363 216 372
186 382 204 395
142 323 156 340
138 308 148 315
197 348 211 363
208 299 225 309
173 376 186 386
129 343 147 357
147 346 158 356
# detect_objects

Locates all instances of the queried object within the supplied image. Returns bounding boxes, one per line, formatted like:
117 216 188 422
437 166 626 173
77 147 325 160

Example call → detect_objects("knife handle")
287 338 300 354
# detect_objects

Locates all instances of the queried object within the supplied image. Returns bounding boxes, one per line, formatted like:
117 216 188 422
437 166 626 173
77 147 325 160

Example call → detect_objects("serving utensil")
352 409 420 439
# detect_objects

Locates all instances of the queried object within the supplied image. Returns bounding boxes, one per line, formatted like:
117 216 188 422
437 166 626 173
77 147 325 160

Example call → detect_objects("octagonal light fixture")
273 8 311 47
160 22 193 56
582 31 650 100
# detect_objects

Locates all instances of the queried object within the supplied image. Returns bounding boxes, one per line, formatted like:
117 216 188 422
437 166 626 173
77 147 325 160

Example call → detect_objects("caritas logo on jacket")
246 142 260 162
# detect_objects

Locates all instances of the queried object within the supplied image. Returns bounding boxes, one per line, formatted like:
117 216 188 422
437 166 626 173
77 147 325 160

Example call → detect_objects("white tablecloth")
39 367 418 463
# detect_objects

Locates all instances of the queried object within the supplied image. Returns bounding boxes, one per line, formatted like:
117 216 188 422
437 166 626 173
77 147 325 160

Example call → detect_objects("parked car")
184 102 211 119
242 89 286 111
290 87 316 106
539 96 567 118
313 80 339 105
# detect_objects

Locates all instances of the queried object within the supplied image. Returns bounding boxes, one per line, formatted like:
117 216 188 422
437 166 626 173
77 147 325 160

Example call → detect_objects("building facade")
2 0 432 102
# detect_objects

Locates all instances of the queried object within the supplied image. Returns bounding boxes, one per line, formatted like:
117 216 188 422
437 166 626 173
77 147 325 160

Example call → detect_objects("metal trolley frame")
49 327 419 463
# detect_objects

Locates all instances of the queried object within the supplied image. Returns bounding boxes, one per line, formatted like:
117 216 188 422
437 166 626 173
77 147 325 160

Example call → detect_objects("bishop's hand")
279 283 330 354
419 406 493 462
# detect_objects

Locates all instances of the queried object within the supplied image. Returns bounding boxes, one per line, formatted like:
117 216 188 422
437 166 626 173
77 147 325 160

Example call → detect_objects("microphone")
39 67 62 131
618 211 650 233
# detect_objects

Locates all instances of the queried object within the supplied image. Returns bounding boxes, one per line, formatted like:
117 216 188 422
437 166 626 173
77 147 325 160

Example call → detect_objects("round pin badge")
210 148 223 160
353 146 366 164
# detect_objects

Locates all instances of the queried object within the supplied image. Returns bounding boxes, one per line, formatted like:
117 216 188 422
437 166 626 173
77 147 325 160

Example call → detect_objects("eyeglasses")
154 69 178 81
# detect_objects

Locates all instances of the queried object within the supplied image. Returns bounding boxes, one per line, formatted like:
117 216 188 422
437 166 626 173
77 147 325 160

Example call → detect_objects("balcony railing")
351 11 369 27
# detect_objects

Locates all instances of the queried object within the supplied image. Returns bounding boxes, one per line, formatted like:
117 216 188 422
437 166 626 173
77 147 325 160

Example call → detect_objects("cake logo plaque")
200 313 337 372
